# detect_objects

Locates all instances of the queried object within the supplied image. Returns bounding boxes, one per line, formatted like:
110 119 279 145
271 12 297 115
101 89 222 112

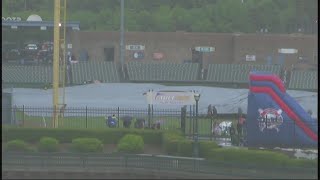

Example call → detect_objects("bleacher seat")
288 70 317 90
126 62 199 81
71 61 120 84
206 64 282 84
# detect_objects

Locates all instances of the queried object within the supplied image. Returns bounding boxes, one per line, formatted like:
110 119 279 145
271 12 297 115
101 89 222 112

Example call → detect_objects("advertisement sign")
126 45 145 51
245 55 256 61
195 46 215 52
278 48 298 54
153 53 164 60
133 51 144 59
145 91 196 105
2 17 22 21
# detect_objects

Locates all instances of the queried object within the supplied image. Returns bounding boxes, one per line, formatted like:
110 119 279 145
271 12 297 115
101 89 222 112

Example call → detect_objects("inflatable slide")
246 72 318 147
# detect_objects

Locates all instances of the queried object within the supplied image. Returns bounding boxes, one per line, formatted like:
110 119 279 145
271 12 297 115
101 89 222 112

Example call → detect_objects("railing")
4 105 229 139
2 152 317 179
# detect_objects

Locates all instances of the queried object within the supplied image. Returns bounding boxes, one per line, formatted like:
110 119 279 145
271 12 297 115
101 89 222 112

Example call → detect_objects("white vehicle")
25 44 38 50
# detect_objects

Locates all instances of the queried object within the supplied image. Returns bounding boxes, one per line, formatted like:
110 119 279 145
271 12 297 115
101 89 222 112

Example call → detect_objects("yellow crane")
53 0 67 128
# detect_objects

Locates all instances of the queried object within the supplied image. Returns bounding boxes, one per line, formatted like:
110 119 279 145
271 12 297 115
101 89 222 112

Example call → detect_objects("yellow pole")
61 0 67 127
53 0 60 128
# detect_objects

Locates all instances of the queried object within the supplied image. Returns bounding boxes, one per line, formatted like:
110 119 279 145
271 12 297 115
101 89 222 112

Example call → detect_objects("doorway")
104 47 114 62
191 48 203 68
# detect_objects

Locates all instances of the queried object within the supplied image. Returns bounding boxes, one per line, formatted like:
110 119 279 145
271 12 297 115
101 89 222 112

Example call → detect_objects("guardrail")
2 152 317 179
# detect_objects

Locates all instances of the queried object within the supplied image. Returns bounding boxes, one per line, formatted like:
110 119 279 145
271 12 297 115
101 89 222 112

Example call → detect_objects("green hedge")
199 141 220 158
207 148 290 167
117 134 144 153
71 138 103 153
2 127 162 144
206 148 317 169
38 137 60 152
162 131 185 155
5 139 35 152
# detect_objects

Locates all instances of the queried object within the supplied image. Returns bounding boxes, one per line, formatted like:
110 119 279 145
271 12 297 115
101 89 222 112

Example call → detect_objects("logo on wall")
133 51 144 59
257 108 283 132
2 17 22 21
126 45 145 51
245 55 256 61
153 53 164 60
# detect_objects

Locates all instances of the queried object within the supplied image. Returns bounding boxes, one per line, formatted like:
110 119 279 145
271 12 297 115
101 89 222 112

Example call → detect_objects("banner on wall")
126 45 145 51
144 90 196 105
133 51 144 59
153 53 164 60
245 55 256 61
278 48 298 54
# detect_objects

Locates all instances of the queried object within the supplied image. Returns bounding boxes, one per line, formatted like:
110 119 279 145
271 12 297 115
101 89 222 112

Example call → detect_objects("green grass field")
14 110 237 137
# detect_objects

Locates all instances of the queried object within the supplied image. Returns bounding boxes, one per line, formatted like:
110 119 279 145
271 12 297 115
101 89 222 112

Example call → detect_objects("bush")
206 148 290 168
71 138 103 153
199 141 220 158
162 131 185 155
117 134 144 153
38 137 60 152
5 139 30 152
177 140 193 157
2 127 162 144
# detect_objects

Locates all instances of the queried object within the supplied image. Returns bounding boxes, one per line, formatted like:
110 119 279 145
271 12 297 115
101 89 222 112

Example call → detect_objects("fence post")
117 107 120 128
148 104 151 128
189 105 192 137
86 106 88 128
210 116 213 141
22 105 25 127
151 105 154 125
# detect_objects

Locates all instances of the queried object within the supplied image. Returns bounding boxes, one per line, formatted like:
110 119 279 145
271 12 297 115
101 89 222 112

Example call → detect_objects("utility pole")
120 0 125 79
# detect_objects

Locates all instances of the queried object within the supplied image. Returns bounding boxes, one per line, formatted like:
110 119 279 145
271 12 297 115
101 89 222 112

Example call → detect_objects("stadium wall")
70 32 317 69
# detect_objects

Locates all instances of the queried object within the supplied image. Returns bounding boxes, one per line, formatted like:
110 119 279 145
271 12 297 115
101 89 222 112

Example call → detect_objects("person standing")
66 51 73 85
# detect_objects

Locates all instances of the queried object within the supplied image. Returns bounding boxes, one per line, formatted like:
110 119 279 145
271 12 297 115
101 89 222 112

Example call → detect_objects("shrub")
38 137 60 152
71 138 103 153
5 139 30 152
162 131 185 155
2 127 162 144
177 140 193 157
206 148 290 168
117 134 144 153
199 141 220 158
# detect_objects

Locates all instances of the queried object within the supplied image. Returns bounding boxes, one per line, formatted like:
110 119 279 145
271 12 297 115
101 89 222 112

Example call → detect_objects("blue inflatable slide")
246 72 318 147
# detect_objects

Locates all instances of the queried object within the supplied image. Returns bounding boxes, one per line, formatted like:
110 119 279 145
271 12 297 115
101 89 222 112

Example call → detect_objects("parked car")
25 44 38 50
37 50 53 64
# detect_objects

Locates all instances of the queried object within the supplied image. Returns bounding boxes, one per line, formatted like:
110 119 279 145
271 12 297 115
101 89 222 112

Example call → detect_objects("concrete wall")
70 31 317 69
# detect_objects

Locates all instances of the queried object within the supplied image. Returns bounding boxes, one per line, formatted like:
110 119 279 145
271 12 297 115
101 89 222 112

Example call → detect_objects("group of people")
230 112 246 146
105 115 161 129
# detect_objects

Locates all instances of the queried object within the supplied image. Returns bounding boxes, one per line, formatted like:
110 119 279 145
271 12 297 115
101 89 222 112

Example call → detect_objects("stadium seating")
2 61 120 85
2 65 52 84
71 61 120 84
288 70 317 90
206 64 282 84
126 62 199 81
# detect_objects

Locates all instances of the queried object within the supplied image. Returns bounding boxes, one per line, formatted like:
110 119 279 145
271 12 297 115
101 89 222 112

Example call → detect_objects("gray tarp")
8 83 318 118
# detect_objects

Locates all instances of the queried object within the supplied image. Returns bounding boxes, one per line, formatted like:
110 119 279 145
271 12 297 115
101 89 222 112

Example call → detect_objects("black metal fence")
4 105 226 138
2 152 317 179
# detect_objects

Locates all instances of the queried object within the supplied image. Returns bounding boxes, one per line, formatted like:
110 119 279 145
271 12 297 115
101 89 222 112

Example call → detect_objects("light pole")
193 93 200 158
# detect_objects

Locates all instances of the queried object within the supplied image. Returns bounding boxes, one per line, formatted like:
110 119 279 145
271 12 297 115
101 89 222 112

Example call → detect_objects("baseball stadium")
2 0 318 179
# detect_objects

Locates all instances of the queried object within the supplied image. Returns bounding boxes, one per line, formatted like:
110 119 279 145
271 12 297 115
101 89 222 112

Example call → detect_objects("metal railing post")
22 105 25 127
85 106 88 128
117 107 120 128
148 104 151 128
